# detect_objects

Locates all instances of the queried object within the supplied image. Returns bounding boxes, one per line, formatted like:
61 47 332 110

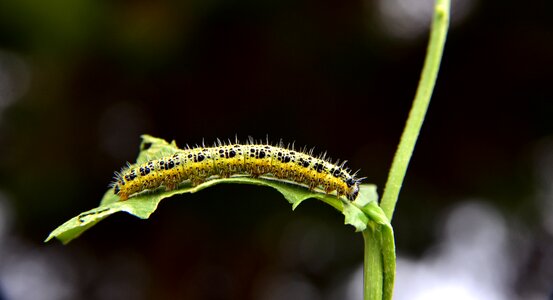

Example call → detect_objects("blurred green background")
0 0 552 299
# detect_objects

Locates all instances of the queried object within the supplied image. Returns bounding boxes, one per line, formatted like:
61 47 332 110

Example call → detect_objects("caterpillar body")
112 140 363 201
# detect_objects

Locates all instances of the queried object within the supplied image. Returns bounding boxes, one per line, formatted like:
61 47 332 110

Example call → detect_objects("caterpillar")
111 139 363 201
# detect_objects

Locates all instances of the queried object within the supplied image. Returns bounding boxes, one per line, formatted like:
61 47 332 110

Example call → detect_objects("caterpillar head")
112 181 129 200
110 177 129 200
345 177 361 201
113 183 121 195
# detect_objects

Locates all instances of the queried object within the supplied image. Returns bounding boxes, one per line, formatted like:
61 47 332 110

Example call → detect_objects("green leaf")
134 135 181 165
46 135 380 244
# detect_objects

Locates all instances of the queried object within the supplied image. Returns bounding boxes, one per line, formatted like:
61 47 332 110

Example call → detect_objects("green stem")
380 224 396 300
362 1 450 299
379 0 450 220
363 228 383 300
361 222 396 300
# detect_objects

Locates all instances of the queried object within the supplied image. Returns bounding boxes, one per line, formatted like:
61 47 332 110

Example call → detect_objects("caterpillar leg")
165 182 177 191
191 178 207 186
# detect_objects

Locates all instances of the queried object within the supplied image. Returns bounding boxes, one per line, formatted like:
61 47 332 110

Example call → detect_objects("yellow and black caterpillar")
112 140 363 201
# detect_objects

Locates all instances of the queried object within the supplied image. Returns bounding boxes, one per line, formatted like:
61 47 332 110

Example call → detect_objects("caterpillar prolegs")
112 140 363 201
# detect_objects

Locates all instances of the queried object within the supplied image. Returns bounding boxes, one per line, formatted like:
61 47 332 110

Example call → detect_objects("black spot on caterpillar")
111 139 363 201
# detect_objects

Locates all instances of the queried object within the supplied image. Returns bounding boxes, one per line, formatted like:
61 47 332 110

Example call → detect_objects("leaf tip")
291 199 305 210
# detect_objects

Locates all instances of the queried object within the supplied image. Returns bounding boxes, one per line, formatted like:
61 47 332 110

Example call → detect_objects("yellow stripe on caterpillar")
112 140 363 201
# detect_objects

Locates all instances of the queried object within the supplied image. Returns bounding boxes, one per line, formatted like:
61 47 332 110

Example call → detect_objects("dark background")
0 0 551 299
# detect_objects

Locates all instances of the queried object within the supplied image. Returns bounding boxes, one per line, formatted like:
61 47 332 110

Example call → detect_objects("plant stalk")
363 228 383 300
379 0 450 221
362 1 450 299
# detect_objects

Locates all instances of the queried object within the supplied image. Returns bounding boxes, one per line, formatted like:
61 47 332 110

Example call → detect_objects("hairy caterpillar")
112 139 363 201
